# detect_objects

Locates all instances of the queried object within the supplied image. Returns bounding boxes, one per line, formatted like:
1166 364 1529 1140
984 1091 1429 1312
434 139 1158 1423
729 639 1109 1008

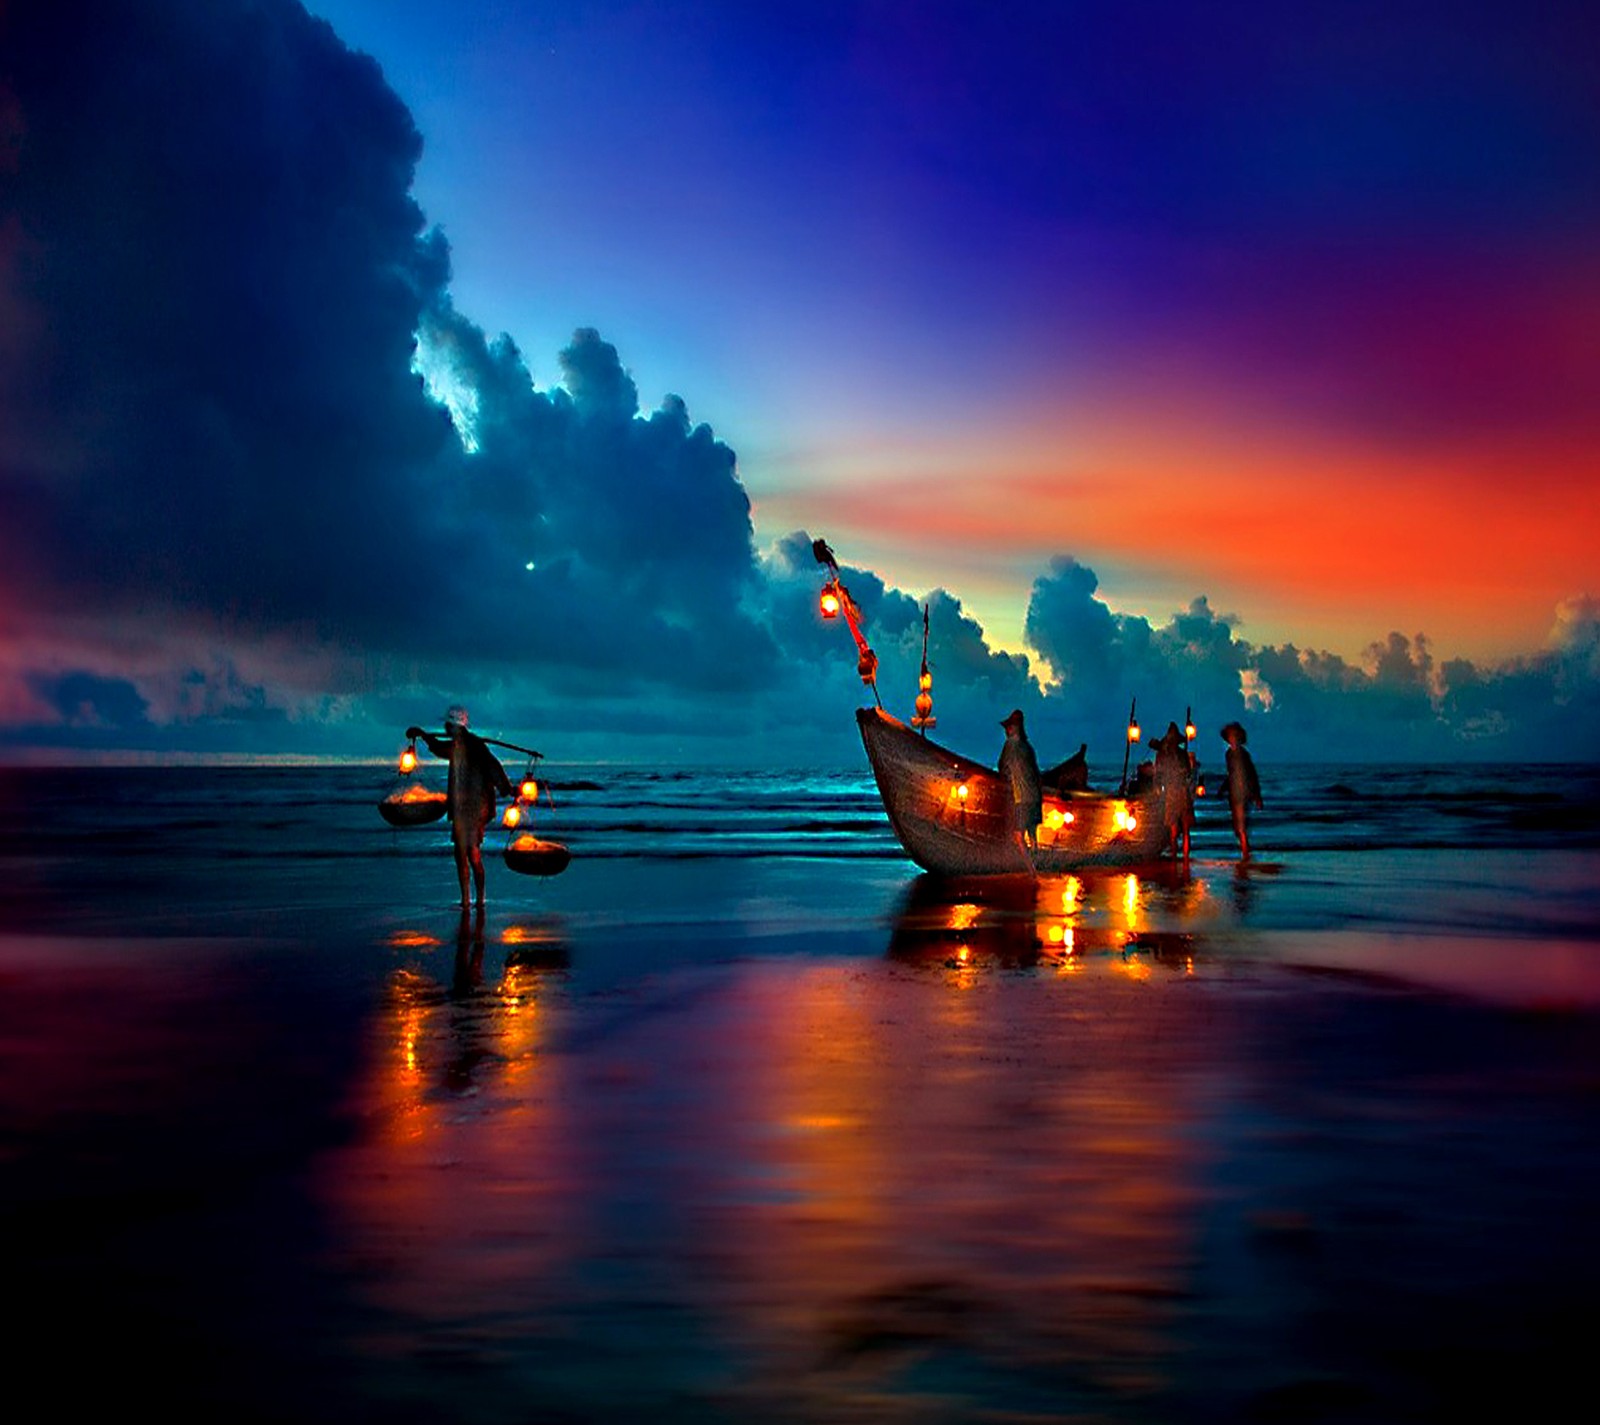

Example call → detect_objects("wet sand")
2 851 1598 1423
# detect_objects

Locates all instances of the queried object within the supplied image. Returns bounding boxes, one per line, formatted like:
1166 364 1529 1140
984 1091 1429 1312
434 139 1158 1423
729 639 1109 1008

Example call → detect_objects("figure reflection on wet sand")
887 869 1213 972
452 904 485 995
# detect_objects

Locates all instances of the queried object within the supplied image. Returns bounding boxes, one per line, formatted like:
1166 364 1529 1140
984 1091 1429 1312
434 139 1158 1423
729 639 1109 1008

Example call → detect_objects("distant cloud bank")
1 0 1594 764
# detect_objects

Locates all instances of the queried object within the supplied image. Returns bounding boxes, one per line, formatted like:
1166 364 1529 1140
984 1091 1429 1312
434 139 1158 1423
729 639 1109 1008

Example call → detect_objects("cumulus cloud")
1019 558 1600 765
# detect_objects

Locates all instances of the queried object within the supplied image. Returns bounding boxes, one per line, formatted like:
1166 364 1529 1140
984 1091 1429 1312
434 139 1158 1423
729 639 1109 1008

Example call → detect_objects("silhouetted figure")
1149 722 1193 864
812 537 838 571
408 704 514 908
1041 742 1089 793
998 709 1042 854
1220 721 1263 861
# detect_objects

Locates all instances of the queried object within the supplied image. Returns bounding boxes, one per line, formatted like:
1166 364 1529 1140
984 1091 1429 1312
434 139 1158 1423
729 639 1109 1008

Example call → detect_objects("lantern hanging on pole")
399 740 418 775
816 552 882 708
911 603 936 731
1119 696 1139 795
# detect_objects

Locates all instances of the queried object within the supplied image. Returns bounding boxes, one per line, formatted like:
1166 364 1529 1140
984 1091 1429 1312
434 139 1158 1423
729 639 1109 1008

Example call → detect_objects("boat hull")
857 707 1171 875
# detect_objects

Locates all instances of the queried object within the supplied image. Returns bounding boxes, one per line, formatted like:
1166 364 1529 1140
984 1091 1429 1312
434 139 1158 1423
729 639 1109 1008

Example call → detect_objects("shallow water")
1 761 1597 1421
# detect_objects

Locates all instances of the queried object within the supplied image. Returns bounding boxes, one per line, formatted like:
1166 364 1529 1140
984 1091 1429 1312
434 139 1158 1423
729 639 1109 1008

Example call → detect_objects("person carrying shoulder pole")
408 704 514 908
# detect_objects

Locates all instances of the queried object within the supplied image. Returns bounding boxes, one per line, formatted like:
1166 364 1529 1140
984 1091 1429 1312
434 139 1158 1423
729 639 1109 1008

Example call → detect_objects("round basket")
503 834 572 876
378 789 448 826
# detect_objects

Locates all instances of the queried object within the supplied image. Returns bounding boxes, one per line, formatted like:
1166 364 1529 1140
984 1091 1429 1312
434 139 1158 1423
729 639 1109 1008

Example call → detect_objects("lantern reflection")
1121 873 1142 928
888 872 1205 973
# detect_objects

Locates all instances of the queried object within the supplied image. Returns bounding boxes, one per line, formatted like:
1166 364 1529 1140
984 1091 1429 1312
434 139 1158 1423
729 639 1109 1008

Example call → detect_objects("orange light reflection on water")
321 902 1228 1411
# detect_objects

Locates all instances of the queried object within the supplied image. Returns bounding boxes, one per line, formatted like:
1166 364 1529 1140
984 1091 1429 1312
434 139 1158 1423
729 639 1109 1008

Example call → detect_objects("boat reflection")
887 869 1210 974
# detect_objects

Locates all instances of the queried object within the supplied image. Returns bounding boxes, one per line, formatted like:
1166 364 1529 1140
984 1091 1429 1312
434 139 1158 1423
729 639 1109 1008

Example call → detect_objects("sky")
1 0 1597 765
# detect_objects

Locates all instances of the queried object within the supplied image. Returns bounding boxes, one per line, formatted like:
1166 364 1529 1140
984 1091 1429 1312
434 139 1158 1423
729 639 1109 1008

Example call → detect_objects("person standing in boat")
407 705 513 908
998 709 1043 855
1220 721 1263 861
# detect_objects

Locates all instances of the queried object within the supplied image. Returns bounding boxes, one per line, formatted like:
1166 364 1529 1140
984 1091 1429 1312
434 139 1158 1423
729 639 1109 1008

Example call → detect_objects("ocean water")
2 755 1599 1422
4 757 1598 953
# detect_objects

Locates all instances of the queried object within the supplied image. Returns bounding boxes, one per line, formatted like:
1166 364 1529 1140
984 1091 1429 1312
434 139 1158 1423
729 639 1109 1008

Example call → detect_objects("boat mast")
1118 697 1140 794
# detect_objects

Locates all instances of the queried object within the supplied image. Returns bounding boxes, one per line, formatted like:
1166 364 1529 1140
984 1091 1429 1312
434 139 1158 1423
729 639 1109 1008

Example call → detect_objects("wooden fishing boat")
814 538 1183 875
857 707 1169 875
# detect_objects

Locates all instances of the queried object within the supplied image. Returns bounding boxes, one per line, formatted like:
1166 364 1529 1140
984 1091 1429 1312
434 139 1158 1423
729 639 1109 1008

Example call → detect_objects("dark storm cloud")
0 0 776 746
0 0 458 640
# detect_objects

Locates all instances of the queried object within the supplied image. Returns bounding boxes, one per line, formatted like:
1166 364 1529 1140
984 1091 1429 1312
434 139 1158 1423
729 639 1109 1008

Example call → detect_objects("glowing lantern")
1185 720 1197 742
1127 719 1141 743
1045 808 1065 830
503 804 523 828
956 782 969 801
820 590 841 619
914 691 934 721
919 669 933 692
520 778 539 802
399 746 417 775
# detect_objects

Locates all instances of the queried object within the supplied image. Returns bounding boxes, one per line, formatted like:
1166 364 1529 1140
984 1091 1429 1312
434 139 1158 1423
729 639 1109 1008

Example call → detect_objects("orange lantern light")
399 747 417 774
956 782 969 801
1127 720 1141 744
503 804 522 828
1185 721 1197 742
520 778 539 802
820 590 841 619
